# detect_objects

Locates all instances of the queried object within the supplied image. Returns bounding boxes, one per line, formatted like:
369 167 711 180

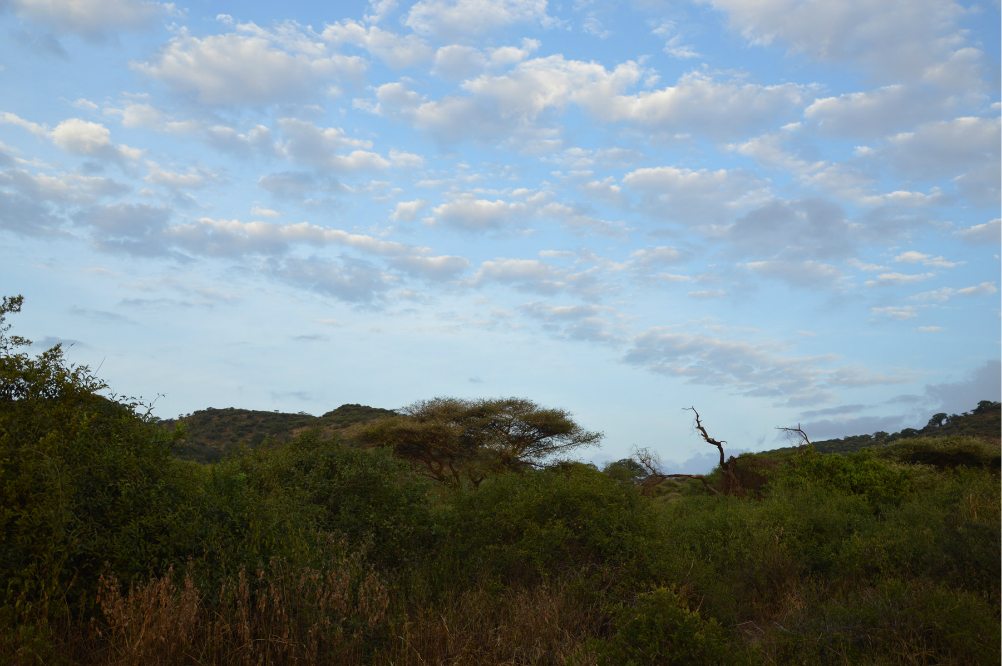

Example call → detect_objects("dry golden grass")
79 550 391 666
372 581 603 666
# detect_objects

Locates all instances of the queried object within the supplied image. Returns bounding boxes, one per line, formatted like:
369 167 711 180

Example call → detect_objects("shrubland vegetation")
2 295 999 665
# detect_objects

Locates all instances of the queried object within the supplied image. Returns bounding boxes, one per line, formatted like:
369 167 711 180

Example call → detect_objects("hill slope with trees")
162 403 397 462
809 401 1000 455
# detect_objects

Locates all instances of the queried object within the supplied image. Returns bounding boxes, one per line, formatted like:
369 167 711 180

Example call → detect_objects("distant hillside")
809 400 1000 455
164 403 397 462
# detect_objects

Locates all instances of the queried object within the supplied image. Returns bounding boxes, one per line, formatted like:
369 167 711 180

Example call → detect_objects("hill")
164 403 397 462
808 400 1000 455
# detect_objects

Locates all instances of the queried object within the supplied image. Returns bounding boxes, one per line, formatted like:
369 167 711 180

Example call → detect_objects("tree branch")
776 424 811 448
686 406 726 468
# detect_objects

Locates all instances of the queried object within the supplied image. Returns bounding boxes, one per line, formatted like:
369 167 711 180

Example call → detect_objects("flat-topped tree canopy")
354 397 603 487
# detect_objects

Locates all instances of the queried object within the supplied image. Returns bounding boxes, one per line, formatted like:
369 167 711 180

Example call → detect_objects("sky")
1 0 999 470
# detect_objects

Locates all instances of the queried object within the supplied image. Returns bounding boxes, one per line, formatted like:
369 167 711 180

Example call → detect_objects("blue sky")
1 0 999 469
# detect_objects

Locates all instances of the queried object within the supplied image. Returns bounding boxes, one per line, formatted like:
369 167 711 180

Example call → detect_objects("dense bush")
0 343 189 615
440 464 658 586
1 299 998 664
581 587 736 666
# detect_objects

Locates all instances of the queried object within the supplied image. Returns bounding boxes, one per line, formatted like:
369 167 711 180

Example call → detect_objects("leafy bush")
441 464 657 585
0 343 189 615
877 435 1001 469
778 448 913 505
766 579 1001 665
581 587 736 666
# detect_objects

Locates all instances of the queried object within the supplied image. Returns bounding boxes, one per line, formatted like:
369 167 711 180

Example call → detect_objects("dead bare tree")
776 424 811 449
633 445 719 496
632 407 743 496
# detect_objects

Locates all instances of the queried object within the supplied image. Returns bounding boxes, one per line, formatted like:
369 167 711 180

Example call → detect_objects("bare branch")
776 424 811 448
632 446 720 496
685 406 726 468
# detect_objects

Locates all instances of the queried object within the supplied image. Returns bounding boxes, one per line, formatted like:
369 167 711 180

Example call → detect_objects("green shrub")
583 587 736 666
441 465 657 586
766 579 1001 665
0 344 192 615
877 435 1001 469
779 448 913 506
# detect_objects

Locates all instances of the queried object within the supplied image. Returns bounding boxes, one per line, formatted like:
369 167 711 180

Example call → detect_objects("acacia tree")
353 397 603 488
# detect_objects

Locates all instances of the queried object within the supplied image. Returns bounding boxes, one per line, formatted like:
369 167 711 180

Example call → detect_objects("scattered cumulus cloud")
6 0 177 39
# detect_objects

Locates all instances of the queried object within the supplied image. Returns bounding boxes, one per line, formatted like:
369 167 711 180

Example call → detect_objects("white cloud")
272 256 393 304
71 98 99 111
389 254 471 279
7 0 175 39
166 217 422 258
518 301 623 342
726 199 856 260
391 199 428 221
206 124 278 157
371 59 806 143
250 206 281 218
626 245 691 268
881 117 1000 206
744 260 845 288
405 0 553 40
276 118 410 172
864 272 935 287
364 0 399 24
688 289 726 299
871 305 919 319
804 85 949 138
701 0 972 82
623 165 770 225
651 21 699 59
956 282 998 297
0 111 48 137
954 218 1000 245
622 326 840 403
432 45 486 79
471 258 606 299
430 193 544 231
431 39 540 79
144 161 212 189
918 326 944 332
906 282 999 303
582 17 610 39
134 26 367 105
0 167 128 205
893 250 961 268
321 20 433 68
539 202 627 238
50 118 141 161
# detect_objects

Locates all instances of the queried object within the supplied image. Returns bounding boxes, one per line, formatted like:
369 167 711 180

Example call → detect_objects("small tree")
926 413 948 428
354 397 602 488
0 294 31 356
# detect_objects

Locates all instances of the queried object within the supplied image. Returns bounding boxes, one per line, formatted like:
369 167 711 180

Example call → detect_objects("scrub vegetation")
2 296 999 665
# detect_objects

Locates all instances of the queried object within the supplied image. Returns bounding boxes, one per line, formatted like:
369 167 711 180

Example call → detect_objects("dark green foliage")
442 464 655 584
779 448 914 505
0 341 190 614
766 580 1000 665
353 396 603 488
604 458 647 484
584 588 735 666
877 435 1001 469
